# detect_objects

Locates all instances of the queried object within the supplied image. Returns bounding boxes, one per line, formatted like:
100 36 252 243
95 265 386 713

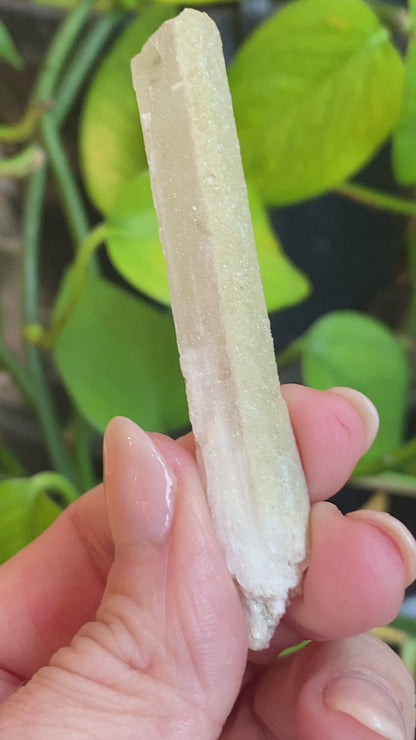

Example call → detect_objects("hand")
0 385 414 739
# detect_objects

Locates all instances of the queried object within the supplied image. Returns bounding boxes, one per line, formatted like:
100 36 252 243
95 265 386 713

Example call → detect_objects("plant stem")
405 223 416 334
42 115 90 244
29 0 96 248
32 471 79 505
0 444 26 478
0 336 37 407
40 8 123 248
334 181 416 218
0 145 45 179
21 2 97 483
355 434 416 477
18 3 122 480
73 414 98 492
33 0 95 104
277 337 303 368
44 223 108 347
24 167 76 482
54 8 123 127
0 102 52 144
352 472 416 497
23 167 46 326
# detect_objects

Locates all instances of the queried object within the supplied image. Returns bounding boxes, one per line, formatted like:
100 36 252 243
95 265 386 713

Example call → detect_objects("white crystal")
131 8 310 650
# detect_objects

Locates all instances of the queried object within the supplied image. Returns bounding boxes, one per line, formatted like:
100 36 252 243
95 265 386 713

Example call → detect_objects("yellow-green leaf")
393 1 416 184
80 6 174 214
302 311 409 463
0 474 67 564
229 0 404 205
106 171 310 311
0 19 22 69
53 273 187 434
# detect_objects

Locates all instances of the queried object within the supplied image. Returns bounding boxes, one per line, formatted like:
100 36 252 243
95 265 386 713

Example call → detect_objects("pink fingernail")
348 510 416 587
104 417 176 546
325 670 407 740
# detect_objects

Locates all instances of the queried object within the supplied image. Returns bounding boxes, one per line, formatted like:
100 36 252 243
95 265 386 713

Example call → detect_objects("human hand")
0 385 414 739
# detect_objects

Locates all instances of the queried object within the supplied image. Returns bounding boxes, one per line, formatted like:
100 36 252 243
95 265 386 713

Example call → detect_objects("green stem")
351 472 416 497
54 9 123 127
0 102 52 143
334 181 416 218
276 337 303 368
18 2 122 485
44 223 108 347
42 115 90 244
23 167 46 325
355 434 416 477
73 415 98 492
0 336 37 407
32 0 95 104
24 168 76 482
0 145 45 179
405 223 416 334
40 8 123 248
32 471 79 505
406 260 416 333
30 0 97 249
0 444 26 478
21 2 97 483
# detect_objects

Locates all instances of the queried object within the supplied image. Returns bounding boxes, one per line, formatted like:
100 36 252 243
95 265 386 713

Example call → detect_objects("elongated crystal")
131 8 310 650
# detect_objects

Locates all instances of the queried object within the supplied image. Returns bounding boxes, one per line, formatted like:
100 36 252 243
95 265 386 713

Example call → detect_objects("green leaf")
106 171 170 305
247 183 311 311
229 0 404 205
106 171 310 311
301 311 409 462
392 6 416 184
80 6 174 214
0 19 23 69
0 474 64 564
391 614 416 638
53 273 187 434
155 0 236 3
34 0 112 6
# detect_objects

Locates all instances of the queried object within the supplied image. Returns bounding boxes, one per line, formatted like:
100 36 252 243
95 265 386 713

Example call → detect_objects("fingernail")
324 670 407 740
348 510 416 587
104 417 176 546
328 387 379 451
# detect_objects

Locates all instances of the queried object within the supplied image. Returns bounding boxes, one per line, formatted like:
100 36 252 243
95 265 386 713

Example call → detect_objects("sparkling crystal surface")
131 8 310 649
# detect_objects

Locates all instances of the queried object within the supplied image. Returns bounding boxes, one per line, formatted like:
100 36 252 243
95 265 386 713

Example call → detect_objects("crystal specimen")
131 8 310 650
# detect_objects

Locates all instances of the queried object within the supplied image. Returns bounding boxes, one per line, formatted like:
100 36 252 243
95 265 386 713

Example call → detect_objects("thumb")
97 416 246 732
0 420 246 737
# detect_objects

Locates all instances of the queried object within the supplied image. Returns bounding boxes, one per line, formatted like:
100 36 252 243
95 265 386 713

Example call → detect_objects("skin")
0 384 414 739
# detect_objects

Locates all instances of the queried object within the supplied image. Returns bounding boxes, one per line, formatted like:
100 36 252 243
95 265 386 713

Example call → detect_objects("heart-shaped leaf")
155 0 236 4
392 2 416 185
106 171 310 311
0 473 67 564
53 273 188 434
80 6 174 214
301 311 409 462
229 0 404 205
0 19 22 69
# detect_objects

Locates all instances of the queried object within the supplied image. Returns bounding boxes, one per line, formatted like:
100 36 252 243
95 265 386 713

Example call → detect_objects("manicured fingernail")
348 510 416 587
104 417 176 546
324 670 407 740
328 387 379 451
